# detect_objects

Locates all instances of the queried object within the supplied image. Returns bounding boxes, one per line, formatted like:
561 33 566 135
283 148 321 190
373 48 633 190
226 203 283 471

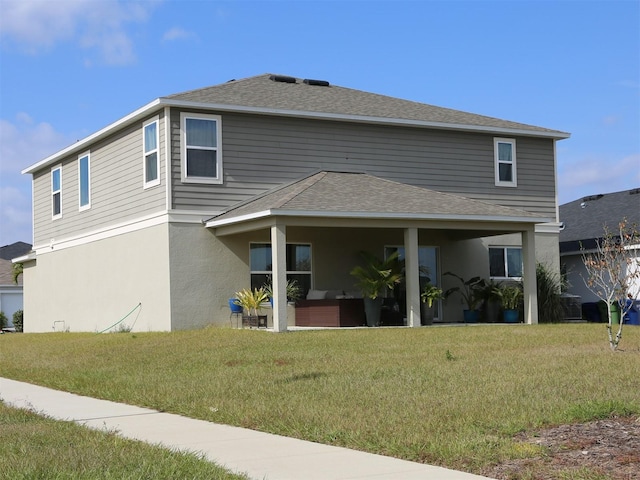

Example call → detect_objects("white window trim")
51 164 62 220
494 137 517 187
78 152 91 211
180 112 223 185
143 116 160 189
489 246 523 280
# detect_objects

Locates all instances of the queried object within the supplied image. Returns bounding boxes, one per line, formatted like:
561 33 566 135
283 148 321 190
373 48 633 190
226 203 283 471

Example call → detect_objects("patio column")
404 227 421 327
271 223 288 332
522 227 538 325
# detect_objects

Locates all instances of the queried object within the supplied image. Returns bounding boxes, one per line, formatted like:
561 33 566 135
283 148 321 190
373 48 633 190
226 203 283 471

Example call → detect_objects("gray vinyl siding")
170 110 556 217
33 113 167 246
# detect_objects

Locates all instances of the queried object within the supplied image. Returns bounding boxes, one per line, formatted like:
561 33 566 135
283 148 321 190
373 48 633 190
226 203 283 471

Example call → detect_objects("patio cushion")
306 289 328 300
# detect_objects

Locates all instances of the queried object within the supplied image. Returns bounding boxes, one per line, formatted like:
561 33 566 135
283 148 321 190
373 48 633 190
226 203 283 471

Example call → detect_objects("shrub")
0 311 7 329
12 310 23 332
536 263 564 323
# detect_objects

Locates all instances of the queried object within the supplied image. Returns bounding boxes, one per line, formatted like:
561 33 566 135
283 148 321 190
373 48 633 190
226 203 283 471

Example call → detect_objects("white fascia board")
535 222 563 234
12 252 36 263
205 209 551 228
205 210 272 228
161 99 571 140
22 99 164 174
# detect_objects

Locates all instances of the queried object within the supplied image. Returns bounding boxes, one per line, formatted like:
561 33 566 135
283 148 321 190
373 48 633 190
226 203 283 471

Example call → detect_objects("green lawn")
1 324 639 476
0 402 248 479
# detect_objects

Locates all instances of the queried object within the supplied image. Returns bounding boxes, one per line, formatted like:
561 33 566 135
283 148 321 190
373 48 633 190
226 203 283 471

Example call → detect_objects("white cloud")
0 185 32 246
0 115 73 245
0 0 157 66
0 116 71 173
163 27 195 42
558 153 640 204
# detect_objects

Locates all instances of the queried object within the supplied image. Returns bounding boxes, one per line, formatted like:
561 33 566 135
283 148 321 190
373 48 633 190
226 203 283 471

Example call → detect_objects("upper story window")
494 138 517 187
489 247 522 279
143 118 160 188
78 153 90 210
51 165 62 219
181 112 222 184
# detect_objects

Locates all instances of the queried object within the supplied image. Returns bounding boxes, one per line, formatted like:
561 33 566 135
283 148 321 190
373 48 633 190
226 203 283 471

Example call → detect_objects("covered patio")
206 171 550 331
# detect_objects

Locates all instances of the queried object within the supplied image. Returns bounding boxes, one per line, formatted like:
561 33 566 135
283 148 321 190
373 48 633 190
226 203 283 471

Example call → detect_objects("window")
489 247 522 278
143 118 159 187
181 112 222 184
250 243 312 297
78 153 90 210
494 138 517 187
386 246 440 318
51 165 62 219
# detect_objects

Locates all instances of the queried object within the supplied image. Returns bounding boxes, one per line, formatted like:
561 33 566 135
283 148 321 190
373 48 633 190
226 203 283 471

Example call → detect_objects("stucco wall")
23 224 172 333
167 223 247 329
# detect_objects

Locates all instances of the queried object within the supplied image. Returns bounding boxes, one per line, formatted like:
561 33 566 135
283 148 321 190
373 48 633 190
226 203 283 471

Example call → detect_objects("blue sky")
0 0 638 246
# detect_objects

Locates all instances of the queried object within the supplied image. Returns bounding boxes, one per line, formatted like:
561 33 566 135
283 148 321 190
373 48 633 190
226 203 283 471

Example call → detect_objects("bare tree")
582 219 640 351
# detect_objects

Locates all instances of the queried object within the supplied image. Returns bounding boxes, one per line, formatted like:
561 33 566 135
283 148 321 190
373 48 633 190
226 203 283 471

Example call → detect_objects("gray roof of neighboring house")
559 188 640 252
207 171 548 228
168 73 569 137
0 242 32 261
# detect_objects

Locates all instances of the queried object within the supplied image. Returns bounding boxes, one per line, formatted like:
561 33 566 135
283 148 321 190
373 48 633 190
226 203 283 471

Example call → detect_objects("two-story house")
20 73 569 332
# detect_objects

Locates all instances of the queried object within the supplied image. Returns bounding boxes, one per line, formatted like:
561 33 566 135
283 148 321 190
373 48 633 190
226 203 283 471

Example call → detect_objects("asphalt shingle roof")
167 74 568 137
0 242 32 261
208 171 547 226
559 188 640 252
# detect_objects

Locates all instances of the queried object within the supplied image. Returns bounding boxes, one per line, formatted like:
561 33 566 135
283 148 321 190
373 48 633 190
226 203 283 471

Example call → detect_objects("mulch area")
481 416 640 480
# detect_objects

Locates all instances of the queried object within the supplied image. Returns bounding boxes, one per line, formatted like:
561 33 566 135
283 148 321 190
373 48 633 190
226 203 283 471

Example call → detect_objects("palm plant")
263 278 302 302
350 251 403 300
351 251 403 327
443 272 486 311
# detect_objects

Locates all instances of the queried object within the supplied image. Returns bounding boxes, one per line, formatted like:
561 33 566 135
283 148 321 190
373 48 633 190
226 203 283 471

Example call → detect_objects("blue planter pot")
228 298 243 314
503 309 520 323
463 309 479 323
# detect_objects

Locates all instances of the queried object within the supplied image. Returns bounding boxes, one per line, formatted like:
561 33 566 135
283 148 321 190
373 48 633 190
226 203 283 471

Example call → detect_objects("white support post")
271 223 288 332
522 227 538 325
404 228 421 327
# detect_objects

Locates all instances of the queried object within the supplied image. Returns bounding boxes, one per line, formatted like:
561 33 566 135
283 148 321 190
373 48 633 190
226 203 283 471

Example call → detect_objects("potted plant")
500 283 523 323
263 277 303 304
443 272 486 323
479 279 503 323
350 251 403 327
420 282 443 325
234 287 269 328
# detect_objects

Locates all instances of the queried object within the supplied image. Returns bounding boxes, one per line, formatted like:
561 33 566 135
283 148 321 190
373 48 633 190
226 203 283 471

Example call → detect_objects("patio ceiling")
204 171 551 236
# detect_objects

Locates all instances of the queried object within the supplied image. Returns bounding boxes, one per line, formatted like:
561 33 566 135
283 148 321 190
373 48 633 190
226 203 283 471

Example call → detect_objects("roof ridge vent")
629 188 640 195
303 78 330 87
269 74 296 84
582 194 604 202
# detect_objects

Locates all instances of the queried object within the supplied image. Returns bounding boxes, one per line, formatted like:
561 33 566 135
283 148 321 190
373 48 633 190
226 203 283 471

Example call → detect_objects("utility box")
560 294 582 322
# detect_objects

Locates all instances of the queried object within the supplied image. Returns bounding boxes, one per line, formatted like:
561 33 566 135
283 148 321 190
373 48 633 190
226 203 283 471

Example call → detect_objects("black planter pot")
364 297 383 327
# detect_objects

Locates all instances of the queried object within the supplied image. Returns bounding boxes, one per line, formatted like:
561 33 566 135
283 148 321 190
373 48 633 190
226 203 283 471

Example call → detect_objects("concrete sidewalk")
1 377 494 480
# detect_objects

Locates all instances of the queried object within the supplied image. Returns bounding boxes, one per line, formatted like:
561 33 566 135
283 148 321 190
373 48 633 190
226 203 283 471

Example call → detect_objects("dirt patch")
482 416 640 480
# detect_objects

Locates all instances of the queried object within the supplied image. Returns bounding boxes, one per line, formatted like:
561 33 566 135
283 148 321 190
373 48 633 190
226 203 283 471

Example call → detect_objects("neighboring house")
0 241 31 328
559 188 640 304
21 73 569 332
